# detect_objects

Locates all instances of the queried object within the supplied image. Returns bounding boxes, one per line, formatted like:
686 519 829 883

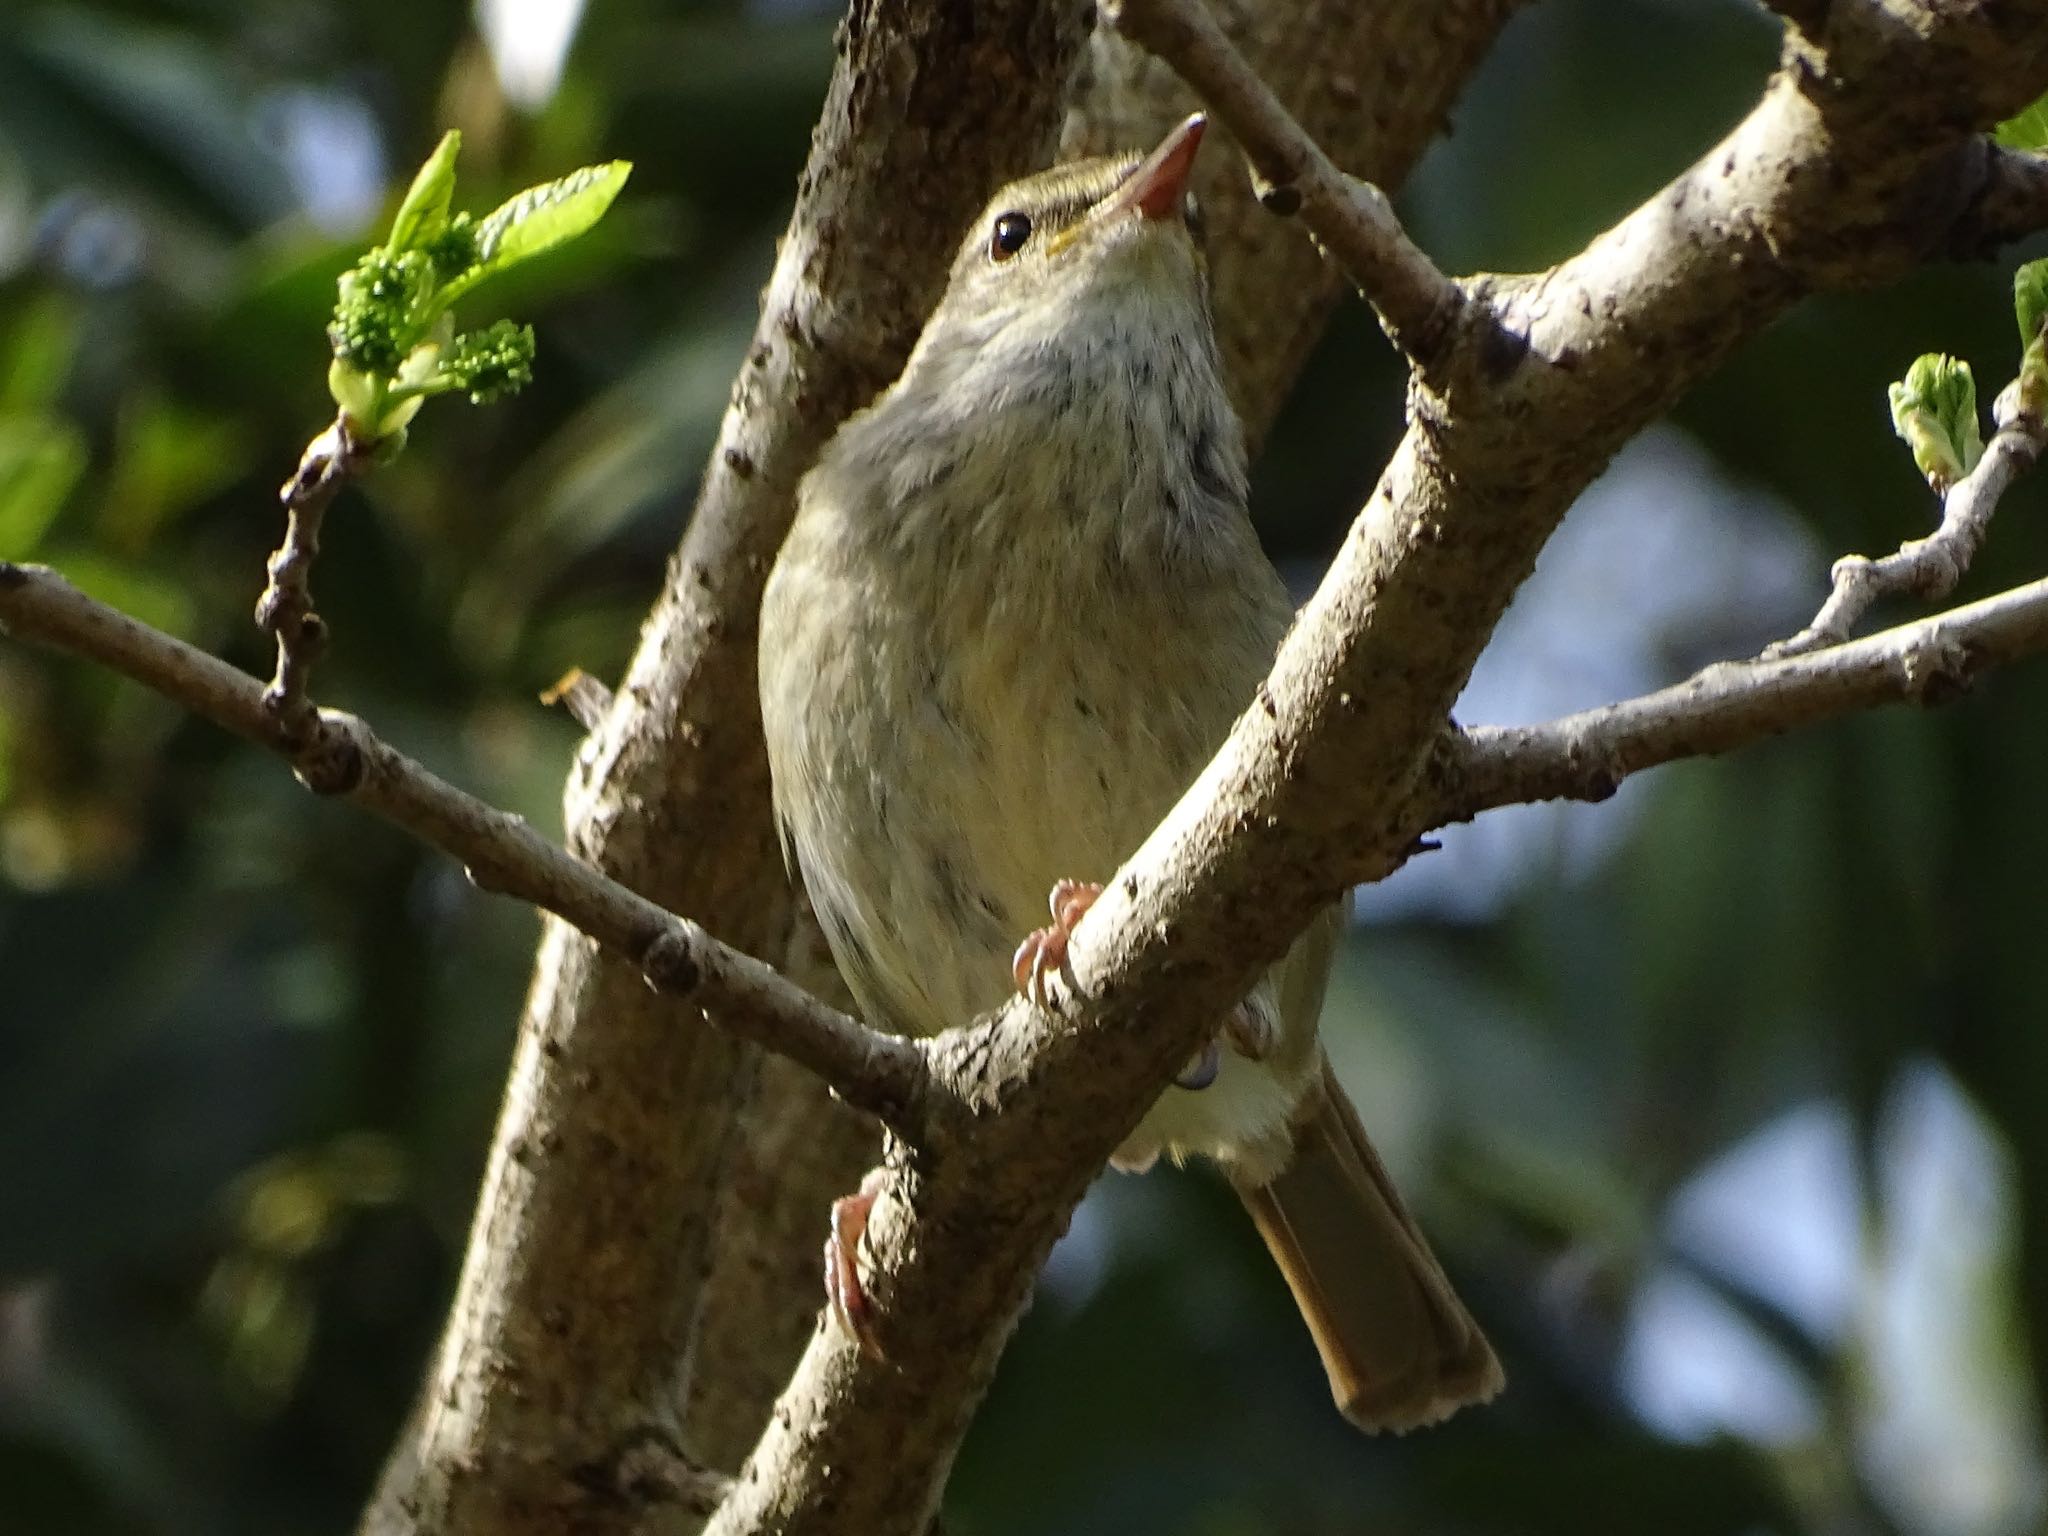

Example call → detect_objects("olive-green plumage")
758 118 1500 1430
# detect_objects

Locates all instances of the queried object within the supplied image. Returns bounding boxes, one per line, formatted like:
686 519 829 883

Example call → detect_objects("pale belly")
761 549 1325 1175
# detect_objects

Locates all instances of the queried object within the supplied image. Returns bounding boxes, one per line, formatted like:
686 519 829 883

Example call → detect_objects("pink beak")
1104 114 1206 223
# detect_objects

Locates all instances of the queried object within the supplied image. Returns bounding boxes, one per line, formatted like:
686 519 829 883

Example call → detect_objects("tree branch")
1965 145 2048 253
1437 389 2048 818
257 415 367 738
1432 575 2048 824
1770 411 2042 657
710 6 2048 1533
1107 0 1468 367
22 1 2048 1531
0 561 927 1133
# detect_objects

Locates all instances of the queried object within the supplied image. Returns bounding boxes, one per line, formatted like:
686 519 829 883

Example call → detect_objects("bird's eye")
1183 192 1205 240
989 211 1033 260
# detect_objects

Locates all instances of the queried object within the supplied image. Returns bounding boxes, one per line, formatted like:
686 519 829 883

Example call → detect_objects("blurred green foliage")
2 2 2045 1535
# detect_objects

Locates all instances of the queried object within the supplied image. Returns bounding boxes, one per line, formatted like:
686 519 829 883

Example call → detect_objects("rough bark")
682 939 869 1474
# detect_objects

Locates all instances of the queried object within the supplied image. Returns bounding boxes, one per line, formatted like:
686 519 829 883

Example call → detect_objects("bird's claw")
1225 997 1278 1062
1174 999 1276 1092
1009 881 1268 1091
1176 1039 1221 1089
824 1168 889 1361
1011 878 1103 1009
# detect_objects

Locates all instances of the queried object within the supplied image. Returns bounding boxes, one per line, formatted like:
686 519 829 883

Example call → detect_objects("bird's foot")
1225 995 1279 1062
1175 996 1277 1090
1176 1039 1221 1089
1010 881 1272 1089
824 1167 889 1360
1011 878 1102 1009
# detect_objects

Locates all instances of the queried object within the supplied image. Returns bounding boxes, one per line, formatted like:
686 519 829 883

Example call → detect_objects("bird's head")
915 115 1213 371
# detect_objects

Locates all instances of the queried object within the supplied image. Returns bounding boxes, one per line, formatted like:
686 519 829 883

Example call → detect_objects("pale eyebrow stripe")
1011 156 1143 232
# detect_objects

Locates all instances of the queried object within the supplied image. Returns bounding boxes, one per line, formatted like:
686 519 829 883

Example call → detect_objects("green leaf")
1996 93 2048 152
2014 260 2048 424
327 359 424 442
0 414 89 558
440 160 631 304
0 296 80 414
1888 353 1982 493
97 396 248 551
2016 258 2048 351
385 130 462 253
322 153 627 440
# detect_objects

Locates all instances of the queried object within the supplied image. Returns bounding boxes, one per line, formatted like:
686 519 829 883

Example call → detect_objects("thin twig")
1432 574 2048 822
540 666 616 732
1767 405 2045 658
1757 0 1831 35
0 561 928 1135
1105 0 1468 368
259 416 368 739
1961 146 2048 255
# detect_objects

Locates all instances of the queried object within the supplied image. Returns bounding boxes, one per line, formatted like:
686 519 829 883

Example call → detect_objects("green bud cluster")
440 319 537 404
1887 354 1981 494
323 131 628 445
328 248 441 379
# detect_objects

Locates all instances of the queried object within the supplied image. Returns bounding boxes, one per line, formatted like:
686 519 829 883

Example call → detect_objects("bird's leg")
1013 880 1269 1090
1011 878 1102 1009
1176 1040 1221 1089
1225 993 1279 1062
1176 995 1276 1089
824 1166 890 1359
1172 998 1273 1089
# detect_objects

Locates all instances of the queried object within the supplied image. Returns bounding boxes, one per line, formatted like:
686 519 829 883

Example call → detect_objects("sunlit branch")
1434 575 2048 822
1769 404 2044 659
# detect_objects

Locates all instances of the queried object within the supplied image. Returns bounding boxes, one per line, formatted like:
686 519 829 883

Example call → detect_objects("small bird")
758 116 1501 1431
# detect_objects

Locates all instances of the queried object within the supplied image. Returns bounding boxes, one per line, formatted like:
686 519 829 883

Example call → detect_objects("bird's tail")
1237 1057 1502 1432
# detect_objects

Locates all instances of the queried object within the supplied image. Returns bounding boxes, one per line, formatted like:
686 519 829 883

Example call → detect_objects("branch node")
541 667 616 731
1474 313 1533 382
1770 413 2048 660
291 714 366 796
0 564 922 1142
259 416 369 736
1579 764 1622 803
642 928 704 996
1900 627 1972 706
1252 172 1303 217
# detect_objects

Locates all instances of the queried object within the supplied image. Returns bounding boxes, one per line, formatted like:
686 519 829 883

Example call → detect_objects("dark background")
2 1 2044 1532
